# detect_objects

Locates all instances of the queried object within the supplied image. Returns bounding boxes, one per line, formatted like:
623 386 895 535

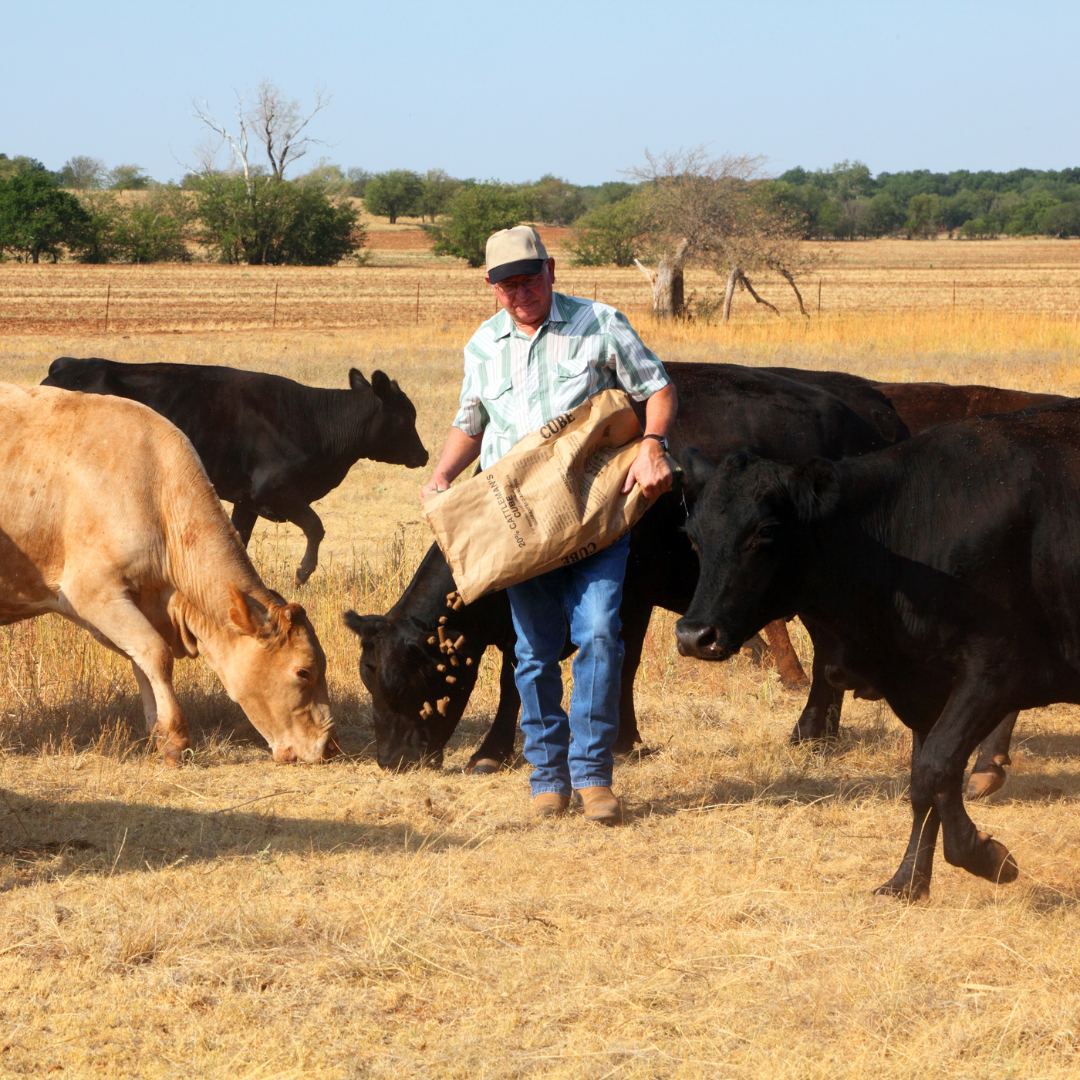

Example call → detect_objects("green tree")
0 171 90 262
192 175 361 265
363 169 423 223
345 167 372 197
106 163 153 190
522 174 585 225
418 169 460 223
430 182 525 267
0 154 51 181
905 193 945 238
568 195 650 267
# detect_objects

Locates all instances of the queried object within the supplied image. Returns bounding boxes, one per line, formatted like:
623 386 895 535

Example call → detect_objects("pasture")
1 240 1080 1078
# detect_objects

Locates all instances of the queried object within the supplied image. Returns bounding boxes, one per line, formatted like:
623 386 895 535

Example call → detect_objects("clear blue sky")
2 0 1076 185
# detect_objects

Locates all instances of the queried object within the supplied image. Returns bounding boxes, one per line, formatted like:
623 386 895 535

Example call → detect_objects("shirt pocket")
480 360 514 431
556 340 603 403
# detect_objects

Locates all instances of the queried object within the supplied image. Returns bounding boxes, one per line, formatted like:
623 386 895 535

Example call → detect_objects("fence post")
594 280 597 302
272 281 279 329
104 283 111 333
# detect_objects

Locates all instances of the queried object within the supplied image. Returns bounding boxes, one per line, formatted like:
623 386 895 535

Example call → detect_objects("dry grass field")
1 240 1080 1078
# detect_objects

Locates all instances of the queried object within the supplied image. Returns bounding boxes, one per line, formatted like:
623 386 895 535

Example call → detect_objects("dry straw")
0 248 1079 1077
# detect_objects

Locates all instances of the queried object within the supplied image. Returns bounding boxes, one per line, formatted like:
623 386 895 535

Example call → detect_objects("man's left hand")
622 438 673 499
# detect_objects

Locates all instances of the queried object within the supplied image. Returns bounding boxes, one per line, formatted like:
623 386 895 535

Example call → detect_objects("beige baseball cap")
485 226 549 283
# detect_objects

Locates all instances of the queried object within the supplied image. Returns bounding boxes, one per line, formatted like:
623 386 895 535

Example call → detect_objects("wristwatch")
642 433 669 451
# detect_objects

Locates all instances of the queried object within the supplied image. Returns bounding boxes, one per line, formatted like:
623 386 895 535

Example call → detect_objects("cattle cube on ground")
0 383 337 764
42 357 429 584
675 399 1080 899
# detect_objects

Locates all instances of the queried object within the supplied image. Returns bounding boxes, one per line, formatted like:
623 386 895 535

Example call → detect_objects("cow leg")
612 597 652 756
276 502 325 585
231 502 259 547
763 619 810 690
62 589 190 764
874 730 940 902
912 685 1019 891
965 710 1020 800
467 648 521 774
790 617 844 744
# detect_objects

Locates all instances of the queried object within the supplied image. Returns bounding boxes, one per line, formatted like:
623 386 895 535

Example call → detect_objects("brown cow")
0 384 337 764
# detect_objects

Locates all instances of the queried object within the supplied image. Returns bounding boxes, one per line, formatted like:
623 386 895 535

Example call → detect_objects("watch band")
642 433 669 451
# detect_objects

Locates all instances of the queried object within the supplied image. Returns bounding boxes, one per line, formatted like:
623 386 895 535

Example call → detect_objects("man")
421 226 676 823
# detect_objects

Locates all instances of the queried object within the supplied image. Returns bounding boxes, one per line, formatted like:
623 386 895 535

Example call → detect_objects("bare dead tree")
628 147 820 322
190 81 330 187
628 148 765 319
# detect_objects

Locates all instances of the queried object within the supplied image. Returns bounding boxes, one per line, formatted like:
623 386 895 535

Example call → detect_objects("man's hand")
419 427 483 503
420 473 451 501
622 438 673 499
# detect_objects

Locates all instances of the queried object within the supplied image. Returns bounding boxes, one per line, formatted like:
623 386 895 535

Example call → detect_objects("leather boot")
576 786 622 825
533 792 570 818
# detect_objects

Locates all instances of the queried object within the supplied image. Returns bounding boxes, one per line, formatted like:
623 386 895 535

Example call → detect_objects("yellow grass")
1 244 1080 1077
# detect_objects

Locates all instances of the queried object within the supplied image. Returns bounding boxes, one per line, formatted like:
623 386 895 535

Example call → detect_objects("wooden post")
103 283 111 333
416 280 420 324
594 280 597 302
272 281 279 328
817 277 822 314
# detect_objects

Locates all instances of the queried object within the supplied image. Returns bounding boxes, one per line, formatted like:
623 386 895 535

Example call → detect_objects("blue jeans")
506 533 630 797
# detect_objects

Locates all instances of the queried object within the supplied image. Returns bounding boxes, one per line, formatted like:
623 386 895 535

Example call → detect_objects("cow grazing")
42 358 429 584
346 362 907 770
674 399 1080 898
0 384 337 764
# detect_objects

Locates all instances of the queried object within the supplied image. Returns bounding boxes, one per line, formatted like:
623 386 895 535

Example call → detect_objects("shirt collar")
492 292 569 340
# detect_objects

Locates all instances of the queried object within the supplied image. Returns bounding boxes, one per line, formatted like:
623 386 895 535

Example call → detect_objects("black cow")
345 362 907 770
42 357 429 583
674 400 1080 899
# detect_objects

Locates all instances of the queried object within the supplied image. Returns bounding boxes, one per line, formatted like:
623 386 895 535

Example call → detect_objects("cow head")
675 449 839 660
344 609 479 769
218 584 338 763
349 368 429 469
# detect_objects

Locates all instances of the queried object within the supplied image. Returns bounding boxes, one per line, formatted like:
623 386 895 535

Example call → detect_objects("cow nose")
321 734 342 760
273 745 298 764
675 619 722 659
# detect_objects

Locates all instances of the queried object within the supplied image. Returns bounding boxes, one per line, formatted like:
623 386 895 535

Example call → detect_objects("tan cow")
0 383 337 764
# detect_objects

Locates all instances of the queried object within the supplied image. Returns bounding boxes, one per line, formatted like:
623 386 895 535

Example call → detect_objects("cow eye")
296 668 311 682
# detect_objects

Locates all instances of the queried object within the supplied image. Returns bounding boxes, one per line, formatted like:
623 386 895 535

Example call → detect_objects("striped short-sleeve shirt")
453 292 671 468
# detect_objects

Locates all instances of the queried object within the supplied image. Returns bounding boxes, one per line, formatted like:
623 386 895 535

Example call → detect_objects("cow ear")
344 611 392 641
349 368 371 392
228 583 261 636
371 370 394 401
788 458 840 522
676 447 718 502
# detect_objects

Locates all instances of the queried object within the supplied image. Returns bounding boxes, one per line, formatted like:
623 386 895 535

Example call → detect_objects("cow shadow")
628 768 911 822
0 784 480 893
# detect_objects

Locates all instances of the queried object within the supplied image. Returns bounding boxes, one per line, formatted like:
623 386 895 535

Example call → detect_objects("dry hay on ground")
1 237 1078 335
0 283 1079 1076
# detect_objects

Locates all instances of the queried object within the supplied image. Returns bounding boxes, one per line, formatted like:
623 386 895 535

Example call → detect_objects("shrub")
567 195 650 267
192 175 362 265
430 182 525 267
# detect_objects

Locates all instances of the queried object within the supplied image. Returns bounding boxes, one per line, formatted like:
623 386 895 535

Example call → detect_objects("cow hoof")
978 832 1019 884
965 764 1007 800
873 872 931 903
466 757 505 776
780 674 811 692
